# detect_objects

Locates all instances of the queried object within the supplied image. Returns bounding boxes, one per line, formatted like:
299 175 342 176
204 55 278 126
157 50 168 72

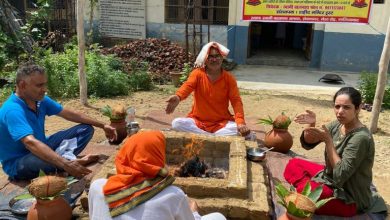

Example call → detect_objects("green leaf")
13 193 34 200
258 115 273 125
35 188 67 200
286 201 299 214
275 183 290 202
39 169 46 177
308 185 323 202
287 201 312 218
66 176 79 185
101 105 113 118
277 200 286 207
301 181 311 196
315 197 334 209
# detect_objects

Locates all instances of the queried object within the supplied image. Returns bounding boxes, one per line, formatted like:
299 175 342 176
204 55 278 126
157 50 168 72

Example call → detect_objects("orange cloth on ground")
103 130 166 208
176 68 246 133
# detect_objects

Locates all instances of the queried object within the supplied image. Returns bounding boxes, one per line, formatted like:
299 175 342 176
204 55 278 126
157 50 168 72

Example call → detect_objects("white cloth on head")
194 42 230 68
172 117 238 136
88 178 226 220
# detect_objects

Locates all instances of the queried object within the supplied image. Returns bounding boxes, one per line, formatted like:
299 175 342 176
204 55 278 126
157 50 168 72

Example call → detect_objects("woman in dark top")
284 87 387 218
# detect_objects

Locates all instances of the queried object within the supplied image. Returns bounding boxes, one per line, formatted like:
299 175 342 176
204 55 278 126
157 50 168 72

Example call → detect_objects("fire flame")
183 135 204 159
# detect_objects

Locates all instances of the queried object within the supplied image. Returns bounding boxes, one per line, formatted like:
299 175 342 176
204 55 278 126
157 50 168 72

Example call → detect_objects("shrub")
86 51 130 97
38 44 130 98
128 60 153 91
358 72 390 109
21 0 51 41
0 26 24 70
179 63 193 85
0 86 13 104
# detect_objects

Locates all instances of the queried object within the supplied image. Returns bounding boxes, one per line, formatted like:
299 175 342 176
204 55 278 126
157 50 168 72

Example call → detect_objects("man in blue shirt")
0 64 117 180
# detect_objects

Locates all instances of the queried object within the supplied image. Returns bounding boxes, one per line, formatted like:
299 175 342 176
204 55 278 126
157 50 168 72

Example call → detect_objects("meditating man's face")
205 48 223 70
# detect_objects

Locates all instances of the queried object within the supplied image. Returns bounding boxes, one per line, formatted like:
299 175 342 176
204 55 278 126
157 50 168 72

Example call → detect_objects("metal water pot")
126 121 140 136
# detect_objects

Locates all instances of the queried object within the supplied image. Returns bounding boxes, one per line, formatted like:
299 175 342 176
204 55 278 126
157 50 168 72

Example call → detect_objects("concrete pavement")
231 65 360 94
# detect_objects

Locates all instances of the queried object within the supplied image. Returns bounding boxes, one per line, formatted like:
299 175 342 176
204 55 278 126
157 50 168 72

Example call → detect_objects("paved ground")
231 65 360 94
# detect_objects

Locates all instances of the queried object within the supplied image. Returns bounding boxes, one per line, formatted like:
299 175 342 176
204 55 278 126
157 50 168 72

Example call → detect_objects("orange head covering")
103 130 174 217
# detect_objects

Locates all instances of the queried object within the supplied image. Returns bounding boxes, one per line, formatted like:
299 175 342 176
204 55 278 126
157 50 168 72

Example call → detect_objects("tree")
369 16 390 133
77 0 88 105
0 0 34 54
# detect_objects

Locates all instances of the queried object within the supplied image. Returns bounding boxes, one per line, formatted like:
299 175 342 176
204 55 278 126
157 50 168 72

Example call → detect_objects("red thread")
46 176 50 196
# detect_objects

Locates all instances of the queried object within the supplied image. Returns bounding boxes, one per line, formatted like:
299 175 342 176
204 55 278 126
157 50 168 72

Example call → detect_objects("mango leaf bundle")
101 104 126 122
258 112 292 129
275 179 334 218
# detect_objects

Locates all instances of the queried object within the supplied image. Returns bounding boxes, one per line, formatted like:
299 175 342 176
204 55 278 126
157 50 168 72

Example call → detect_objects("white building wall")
146 0 164 23
228 1 249 26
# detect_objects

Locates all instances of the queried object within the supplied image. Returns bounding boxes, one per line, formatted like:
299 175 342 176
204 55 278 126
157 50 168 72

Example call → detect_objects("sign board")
242 0 372 23
100 0 146 39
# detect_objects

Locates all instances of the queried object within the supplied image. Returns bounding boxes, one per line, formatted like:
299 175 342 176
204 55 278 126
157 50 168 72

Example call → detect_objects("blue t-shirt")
0 93 63 177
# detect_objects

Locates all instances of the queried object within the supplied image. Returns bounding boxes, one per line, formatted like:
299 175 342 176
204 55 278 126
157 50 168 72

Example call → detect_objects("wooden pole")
77 0 88 105
369 16 390 133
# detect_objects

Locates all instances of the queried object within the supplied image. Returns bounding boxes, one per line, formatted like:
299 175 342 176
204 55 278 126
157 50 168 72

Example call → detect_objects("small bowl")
246 147 266 162
9 195 36 215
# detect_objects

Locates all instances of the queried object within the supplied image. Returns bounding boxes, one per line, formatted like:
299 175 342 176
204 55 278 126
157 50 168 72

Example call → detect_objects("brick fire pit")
165 131 270 220
90 131 271 220
165 131 247 199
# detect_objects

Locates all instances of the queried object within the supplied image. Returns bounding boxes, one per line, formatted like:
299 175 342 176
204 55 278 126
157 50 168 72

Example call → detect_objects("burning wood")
171 136 228 179
175 155 208 177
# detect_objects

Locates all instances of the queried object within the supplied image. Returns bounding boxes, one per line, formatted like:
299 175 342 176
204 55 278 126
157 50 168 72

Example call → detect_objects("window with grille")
165 0 229 25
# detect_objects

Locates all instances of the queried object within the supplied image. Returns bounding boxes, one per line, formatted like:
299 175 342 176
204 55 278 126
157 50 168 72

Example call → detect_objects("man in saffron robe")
165 42 251 137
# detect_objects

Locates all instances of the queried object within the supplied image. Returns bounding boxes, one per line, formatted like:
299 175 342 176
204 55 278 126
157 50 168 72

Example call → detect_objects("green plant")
259 112 292 129
127 60 154 91
86 51 130 97
0 26 24 69
0 86 13 103
358 72 390 109
37 43 130 98
179 63 193 84
21 0 52 41
275 180 333 218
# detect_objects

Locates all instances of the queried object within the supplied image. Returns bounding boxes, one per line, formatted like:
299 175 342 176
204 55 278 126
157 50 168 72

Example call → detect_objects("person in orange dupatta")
166 42 252 139
88 130 226 220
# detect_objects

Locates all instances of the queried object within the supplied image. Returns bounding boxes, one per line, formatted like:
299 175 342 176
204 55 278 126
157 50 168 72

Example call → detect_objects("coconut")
111 104 126 119
273 114 291 129
285 193 316 213
28 176 67 198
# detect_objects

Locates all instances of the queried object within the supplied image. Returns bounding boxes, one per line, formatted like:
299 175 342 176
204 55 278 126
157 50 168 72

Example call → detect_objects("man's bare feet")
76 154 100 166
